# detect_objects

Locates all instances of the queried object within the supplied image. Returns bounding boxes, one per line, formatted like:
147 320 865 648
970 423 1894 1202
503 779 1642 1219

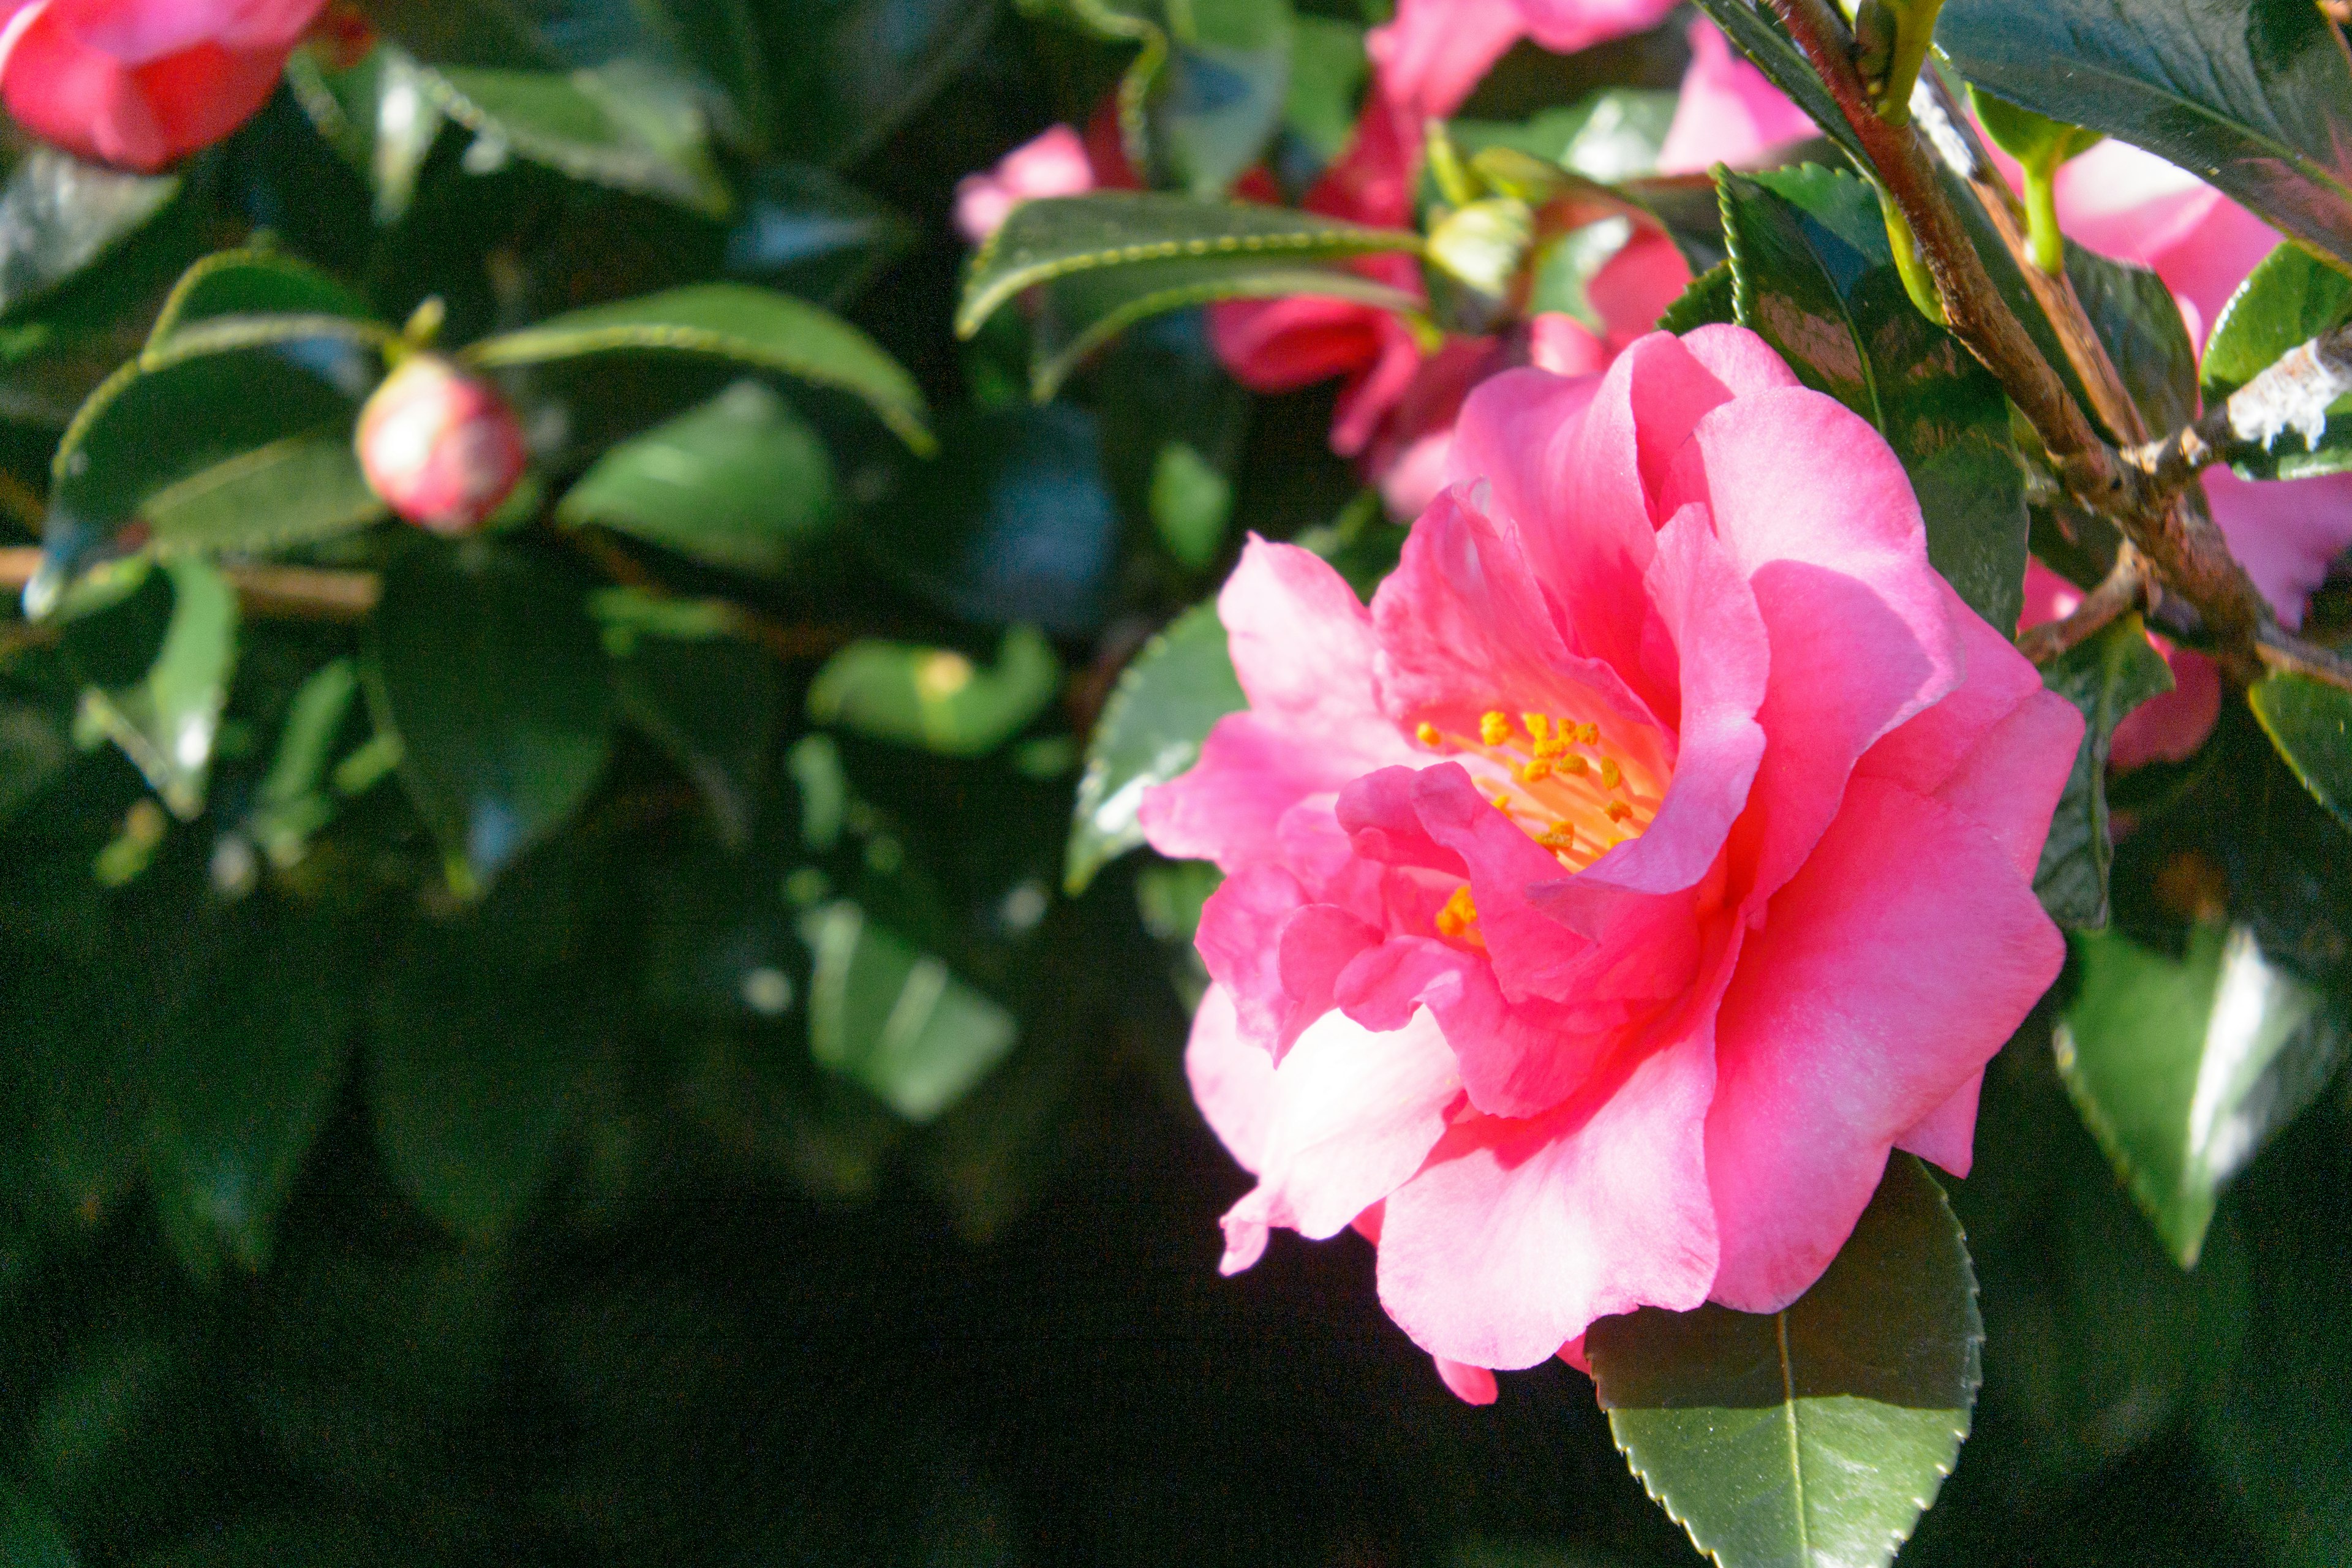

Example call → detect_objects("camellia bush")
0 0 2350 1564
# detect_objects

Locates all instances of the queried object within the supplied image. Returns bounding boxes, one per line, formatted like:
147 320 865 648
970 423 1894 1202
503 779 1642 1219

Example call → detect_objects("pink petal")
1209 294 1393 394
954 124 1095 242
1657 18 1814 176
1527 314 1610 377
1186 984 1280 1177
1375 1027 1721 1369
2109 649 2220 772
1706 777 2064 1311
1330 317 1430 457
1221 537 1387 743
1867 577 2056 800
1434 1355 1500 1404
1515 0 1683 53
1215 1005 1466 1273
58 0 322 61
2203 467 2352 630
1587 230 1694 349
1662 380 1965 907
1678 322 1804 398
1196 865 1379 1060
1896 1070 1983 1177
1364 0 1527 122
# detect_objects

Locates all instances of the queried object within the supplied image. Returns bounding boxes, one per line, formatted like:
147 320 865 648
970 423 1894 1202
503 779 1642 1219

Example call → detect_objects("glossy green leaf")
463 281 930 452
246 658 363 868
766 0 993 169
1453 88 1680 184
2249 671 2352 831
799 899 1017 1122
148 910 354 1273
2065 243 2199 435
1721 164 2030 633
957 192 1423 339
284 43 447 224
1658 259 1736 333
1588 1155 1981 1568
2058 920 2345 1267
2201 241 2352 478
0 149 178 320
139 436 388 559
424 61 732 216
556 380 834 575
1969 89 2103 173
2032 613 2175 929
1064 600 1244 895
1153 0 1294 197
1284 15 1368 168
723 163 914 306
808 625 1060 758
1939 0 2352 269
72 557 236 818
145 249 377 346
364 543 616 894
367 861 606 1242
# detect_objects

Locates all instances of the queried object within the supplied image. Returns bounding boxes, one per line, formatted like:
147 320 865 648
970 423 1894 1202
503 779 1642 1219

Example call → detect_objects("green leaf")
148 909 354 1273
1284 15 1368 168
72 557 236 818
1587 1155 1981 1568
798 899 1017 1123
766 0 994 170
723 163 914 306
1065 600 1245 895
0 1488 77 1567
808 625 1060 758
1452 88 1680 184
957 192 1423 340
609 616 780 849
363 542 616 894
1720 164 2030 633
139 436 388 559
556 380 834 575
1938 0 2352 270
145 248 377 346
2201 241 2352 478
462 281 930 453
1153 0 1295 197
2248 671 2352 831
2032 614 2175 929
1025 251 1419 400
2065 243 2199 435
284 43 447 223
1659 260 1738 333
246 658 364 867
0 149 178 320
2058 920 2346 1268
1148 440 1234 569
1969 89 2103 173
368 862 606 1242
423 60 733 217
0 703 72 830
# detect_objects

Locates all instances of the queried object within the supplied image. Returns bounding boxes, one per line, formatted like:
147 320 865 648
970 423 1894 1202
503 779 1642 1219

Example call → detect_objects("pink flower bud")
0 0 329 172
355 354 529 535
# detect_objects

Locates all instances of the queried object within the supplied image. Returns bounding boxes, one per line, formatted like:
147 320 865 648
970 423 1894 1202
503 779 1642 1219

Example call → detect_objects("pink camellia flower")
1656 18 1817 176
355 353 529 535
2019 561 2221 771
0 0 328 172
1144 325 2082 1387
954 124 1099 244
1369 0 1682 123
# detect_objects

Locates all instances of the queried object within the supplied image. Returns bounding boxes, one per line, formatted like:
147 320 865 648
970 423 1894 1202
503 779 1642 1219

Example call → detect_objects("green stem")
1877 183 1947 324
2023 164 2065 274
1873 0 1945 126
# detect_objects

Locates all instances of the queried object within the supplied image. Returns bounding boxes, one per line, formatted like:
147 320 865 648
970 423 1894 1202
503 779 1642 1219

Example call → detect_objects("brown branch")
0 546 382 620
1763 0 2322 687
2016 552 2147 665
2124 320 2352 500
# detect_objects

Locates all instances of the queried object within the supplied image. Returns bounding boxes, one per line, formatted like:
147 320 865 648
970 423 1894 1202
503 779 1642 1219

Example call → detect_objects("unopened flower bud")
355 353 528 534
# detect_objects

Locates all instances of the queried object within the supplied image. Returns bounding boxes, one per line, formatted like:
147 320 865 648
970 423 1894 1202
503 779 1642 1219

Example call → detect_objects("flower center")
1414 707 1664 873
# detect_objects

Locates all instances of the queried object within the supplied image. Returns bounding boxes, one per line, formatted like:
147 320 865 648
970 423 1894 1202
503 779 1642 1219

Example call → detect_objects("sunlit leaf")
808 625 1060 758
1588 1155 1980 1568
2248 671 2352 832
1065 600 1243 895
799 899 1017 1122
72 557 236 818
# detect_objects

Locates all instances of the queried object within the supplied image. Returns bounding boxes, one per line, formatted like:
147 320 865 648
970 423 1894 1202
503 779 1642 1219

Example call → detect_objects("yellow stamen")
1599 757 1622 791
1491 793 1513 813
1605 799 1633 823
1479 710 1513 747
1436 885 1480 940
1522 712 1552 743
1558 754 1589 777
1416 722 1442 747
1519 760 1551 784
1539 824 1575 852
1577 722 1599 744
1532 736 1567 760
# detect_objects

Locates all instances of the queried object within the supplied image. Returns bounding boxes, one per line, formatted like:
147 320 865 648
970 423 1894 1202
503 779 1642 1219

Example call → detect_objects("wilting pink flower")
2019 561 2220 771
356 354 529 535
1146 326 2080 1383
1657 19 1815 176
0 0 327 172
955 124 1099 244
1368 0 1682 122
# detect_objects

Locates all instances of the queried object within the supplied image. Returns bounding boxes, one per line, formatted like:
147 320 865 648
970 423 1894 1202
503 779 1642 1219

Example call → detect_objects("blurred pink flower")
1147 325 2078 1380
1368 0 1682 122
1656 18 1815 176
356 354 529 535
2019 561 2222 771
954 123 1098 244
0 0 326 171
